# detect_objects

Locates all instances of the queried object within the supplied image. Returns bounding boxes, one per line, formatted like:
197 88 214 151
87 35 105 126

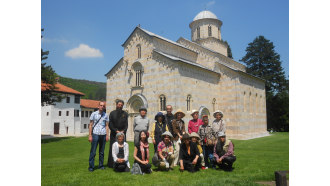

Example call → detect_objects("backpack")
131 163 143 175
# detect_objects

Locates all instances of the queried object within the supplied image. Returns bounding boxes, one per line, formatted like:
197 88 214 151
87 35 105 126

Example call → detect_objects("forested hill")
58 76 106 101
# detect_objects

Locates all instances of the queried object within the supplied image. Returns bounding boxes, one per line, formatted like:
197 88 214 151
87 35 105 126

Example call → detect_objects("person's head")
213 111 223 120
202 115 209 125
174 109 185 120
116 100 124 110
98 102 105 112
166 105 173 115
139 107 147 117
161 131 173 144
191 110 199 120
116 132 125 144
155 112 165 122
190 132 200 143
177 113 182 119
182 133 190 145
139 130 149 142
217 132 226 143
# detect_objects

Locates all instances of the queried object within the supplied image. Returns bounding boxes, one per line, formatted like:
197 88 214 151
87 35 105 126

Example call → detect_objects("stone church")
105 11 268 140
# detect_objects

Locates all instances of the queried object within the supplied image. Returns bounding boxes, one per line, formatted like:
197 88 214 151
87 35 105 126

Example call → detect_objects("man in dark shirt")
164 105 174 135
107 100 128 168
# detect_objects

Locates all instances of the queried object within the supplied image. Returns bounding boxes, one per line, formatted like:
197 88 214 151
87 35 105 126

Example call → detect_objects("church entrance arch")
126 94 148 141
198 106 210 119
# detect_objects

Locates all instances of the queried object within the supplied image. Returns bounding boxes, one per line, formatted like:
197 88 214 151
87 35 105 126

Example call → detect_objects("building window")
186 95 191 111
197 27 200 39
85 111 89 117
59 111 61 116
249 92 252 113
137 44 141 59
160 95 166 111
46 112 49 116
212 98 216 112
74 110 80 117
74 95 80 104
208 25 212 37
84 124 87 129
255 93 258 114
66 111 69 116
243 91 246 112
135 70 142 86
81 110 84 117
66 97 70 103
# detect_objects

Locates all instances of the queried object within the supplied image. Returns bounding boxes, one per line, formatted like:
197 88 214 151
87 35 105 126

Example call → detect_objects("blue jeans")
89 134 106 169
202 144 214 168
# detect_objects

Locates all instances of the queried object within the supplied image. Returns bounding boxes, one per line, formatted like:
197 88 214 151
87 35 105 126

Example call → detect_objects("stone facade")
105 11 268 140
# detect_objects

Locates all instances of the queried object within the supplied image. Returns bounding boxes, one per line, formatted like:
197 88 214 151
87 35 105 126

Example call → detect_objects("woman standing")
179 133 201 173
150 112 168 154
211 110 226 136
112 132 130 172
133 130 152 174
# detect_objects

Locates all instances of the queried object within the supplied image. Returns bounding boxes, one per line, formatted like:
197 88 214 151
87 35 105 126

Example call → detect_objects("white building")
41 82 104 136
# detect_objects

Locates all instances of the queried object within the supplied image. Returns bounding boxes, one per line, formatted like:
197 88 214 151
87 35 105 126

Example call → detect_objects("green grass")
41 132 288 186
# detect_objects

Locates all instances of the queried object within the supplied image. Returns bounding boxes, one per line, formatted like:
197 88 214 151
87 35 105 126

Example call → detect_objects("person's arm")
146 118 150 131
192 143 199 164
150 123 156 144
182 121 186 134
133 117 137 132
112 143 118 163
123 112 128 133
108 112 118 133
124 143 129 162
106 121 110 142
172 120 180 137
213 144 220 162
158 149 165 161
221 141 234 159
88 120 93 142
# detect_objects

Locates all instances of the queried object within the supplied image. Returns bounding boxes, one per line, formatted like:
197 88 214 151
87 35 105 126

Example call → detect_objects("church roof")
193 11 218 21
153 50 220 75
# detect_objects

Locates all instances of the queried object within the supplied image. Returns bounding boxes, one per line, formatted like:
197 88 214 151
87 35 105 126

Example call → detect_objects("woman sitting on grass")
179 133 201 173
133 130 152 174
112 132 130 172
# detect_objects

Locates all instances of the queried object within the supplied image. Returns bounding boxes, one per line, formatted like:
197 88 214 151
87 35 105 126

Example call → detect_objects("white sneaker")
205 167 208 169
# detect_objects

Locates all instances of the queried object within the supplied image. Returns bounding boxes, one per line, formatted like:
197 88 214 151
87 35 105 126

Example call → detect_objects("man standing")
198 115 215 169
172 109 186 166
164 105 174 135
88 102 109 172
107 100 128 168
133 106 150 146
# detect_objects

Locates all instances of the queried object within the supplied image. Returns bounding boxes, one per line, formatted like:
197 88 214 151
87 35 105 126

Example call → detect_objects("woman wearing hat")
213 132 236 171
188 110 203 134
211 110 226 136
112 132 130 172
190 132 205 169
156 131 175 171
172 109 186 166
150 112 169 154
179 133 201 173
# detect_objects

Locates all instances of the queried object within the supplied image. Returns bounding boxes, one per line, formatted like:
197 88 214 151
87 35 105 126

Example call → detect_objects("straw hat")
161 131 173 140
190 109 199 116
217 132 226 138
213 110 224 118
174 109 185 118
189 132 200 140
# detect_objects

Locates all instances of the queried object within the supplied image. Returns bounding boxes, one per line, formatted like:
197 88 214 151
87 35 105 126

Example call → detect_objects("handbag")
131 163 143 175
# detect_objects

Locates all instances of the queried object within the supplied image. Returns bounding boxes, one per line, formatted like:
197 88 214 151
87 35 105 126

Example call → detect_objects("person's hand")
217 158 222 164
179 135 182 140
106 135 109 142
88 135 92 142
192 159 197 165
143 161 148 165
153 139 156 144
116 131 120 133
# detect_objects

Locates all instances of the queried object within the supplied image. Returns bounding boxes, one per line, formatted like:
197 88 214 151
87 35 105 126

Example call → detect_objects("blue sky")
41 0 289 82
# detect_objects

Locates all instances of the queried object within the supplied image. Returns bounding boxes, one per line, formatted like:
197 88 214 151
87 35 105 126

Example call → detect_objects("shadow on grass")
41 136 74 144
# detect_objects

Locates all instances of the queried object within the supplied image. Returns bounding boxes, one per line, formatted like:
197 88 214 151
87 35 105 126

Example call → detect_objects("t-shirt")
90 111 109 135
157 141 173 159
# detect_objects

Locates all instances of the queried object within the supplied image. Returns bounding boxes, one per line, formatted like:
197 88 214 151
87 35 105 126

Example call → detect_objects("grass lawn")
41 132 288 186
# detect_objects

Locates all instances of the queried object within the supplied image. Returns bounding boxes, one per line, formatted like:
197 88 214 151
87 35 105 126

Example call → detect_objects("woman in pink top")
188 110 203 134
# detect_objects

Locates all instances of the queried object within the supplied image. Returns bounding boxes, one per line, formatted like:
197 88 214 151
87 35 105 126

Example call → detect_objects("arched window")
212 98 216 112
132 62 143 87
197 27 200 39
208 25 212 37
137 44 141 59
243 91 246 112
159 95 166 111
218 27 220 39
186 95 191 111
249 92 252 113
255 93 258 114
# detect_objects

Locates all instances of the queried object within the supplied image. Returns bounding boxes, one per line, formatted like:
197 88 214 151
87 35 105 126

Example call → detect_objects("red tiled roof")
41 82 85 96
80 99 106 109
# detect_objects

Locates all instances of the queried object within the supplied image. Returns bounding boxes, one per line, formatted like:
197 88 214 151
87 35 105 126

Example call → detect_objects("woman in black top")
179 133 201 172
133 130 152 174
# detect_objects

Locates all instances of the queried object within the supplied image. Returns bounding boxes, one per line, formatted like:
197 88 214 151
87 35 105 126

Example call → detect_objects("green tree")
223 40 233 59
41 28 63 106
240 36 289 131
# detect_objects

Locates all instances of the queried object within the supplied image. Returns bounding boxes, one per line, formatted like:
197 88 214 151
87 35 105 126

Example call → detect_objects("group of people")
87 100 236 174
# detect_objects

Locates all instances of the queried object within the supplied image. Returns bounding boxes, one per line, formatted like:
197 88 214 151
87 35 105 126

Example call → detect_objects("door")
54 123 60 134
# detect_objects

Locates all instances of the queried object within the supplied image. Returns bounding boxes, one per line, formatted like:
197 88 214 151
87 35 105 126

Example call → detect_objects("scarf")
139 140 149 161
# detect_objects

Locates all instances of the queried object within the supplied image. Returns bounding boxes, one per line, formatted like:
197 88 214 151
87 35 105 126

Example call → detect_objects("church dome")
193 10 218 21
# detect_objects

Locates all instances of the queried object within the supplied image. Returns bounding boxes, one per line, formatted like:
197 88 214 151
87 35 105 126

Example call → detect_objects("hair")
116 99 124 105
166 105 172 109
139 130 149 142
99 101 105 106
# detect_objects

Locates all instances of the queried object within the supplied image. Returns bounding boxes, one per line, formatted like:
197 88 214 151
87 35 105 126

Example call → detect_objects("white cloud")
206 1 216 8
65 44 103 59
42 38 68 44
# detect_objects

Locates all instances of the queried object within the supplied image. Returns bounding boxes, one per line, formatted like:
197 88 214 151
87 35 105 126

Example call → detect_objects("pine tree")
240 36 289 131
